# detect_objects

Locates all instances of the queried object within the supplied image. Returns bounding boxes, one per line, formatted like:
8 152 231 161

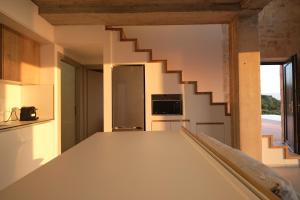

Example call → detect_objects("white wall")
121 25 229 103
54 25 105 64
0 82 22 121
0 0 54 42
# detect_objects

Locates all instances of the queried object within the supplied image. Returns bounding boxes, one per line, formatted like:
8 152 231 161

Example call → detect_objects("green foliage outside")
261 95 281 115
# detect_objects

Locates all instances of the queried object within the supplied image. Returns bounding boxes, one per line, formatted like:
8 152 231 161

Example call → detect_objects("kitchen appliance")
112 65 145 131
152 94 183 115
20 107 39 121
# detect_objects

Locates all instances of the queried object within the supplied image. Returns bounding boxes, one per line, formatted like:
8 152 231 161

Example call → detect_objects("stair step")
262 135 300 160
286 150 300 159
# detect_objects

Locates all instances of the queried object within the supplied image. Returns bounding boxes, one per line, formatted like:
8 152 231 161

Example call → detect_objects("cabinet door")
2 27 21 82
171 122 182 131
20 37 40 84
151 121 171 131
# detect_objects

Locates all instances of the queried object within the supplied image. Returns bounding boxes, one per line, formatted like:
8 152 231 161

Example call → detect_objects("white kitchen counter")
0 131 261 200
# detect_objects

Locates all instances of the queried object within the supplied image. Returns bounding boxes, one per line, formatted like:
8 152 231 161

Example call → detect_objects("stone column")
230 15 262 160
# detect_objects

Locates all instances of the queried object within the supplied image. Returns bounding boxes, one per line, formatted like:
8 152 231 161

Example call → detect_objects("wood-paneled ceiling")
31 0 273 25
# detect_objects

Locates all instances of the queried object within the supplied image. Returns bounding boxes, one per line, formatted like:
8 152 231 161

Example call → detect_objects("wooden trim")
229 18 240 148
58 53 82 69
152 119 190 122
0 24 3 79
240 0 251 8
196 122 224 125
85 64 103 71
182 126 281 200
261 61 285 65
88 69 103 73
105 26 231 116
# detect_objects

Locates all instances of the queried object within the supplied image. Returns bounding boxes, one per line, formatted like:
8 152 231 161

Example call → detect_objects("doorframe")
260 61 285 142
112 64 146 131
261 55 299 153
282 55 299 152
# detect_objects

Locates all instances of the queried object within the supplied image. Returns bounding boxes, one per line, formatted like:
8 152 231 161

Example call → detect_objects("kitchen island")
0 130 291 200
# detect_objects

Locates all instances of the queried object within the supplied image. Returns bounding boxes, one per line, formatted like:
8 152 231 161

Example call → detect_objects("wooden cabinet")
0 25 40 84
2 26 21 82
20 36 40 84
151 120 190 131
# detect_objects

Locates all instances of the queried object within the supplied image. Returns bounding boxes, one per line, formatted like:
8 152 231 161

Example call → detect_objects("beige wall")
121 25 229 103
259 0 300 62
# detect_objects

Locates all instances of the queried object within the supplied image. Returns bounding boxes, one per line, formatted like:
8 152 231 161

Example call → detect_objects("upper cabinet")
2 26 21 82
0 25 40 84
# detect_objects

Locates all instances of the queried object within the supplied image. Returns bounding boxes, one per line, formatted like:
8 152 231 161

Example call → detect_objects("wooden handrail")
196 122 224 125
152 119 190 122
181 126 282 200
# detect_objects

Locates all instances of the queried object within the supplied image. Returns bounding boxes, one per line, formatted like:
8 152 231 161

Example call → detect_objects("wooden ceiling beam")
40 11 238 25
36 3 241 14
240 0 273 9
30 0 273 25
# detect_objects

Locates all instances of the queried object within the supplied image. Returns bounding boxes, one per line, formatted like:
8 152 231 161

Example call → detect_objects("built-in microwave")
152 94 182 115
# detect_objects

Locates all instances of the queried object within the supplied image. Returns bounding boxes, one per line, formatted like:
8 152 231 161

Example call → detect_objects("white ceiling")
54 25 106 64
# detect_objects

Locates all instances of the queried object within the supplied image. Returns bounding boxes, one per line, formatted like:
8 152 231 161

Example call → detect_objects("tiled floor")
273 167 300 194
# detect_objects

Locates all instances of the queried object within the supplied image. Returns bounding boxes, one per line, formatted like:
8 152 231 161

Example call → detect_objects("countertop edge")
0 119 54 132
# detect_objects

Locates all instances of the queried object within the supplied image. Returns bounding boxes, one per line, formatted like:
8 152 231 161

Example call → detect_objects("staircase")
262 134 300 167
105 25 232 145
105 26 230 117
107 25 300 166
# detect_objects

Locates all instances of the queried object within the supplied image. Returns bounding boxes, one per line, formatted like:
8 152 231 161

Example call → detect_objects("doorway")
112 65 145 131
61 61 77 152
260 64 283 143
260 55 300 153
87 69 103 136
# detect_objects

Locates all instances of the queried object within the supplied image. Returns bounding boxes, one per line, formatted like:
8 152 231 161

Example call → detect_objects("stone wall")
259 0 300 61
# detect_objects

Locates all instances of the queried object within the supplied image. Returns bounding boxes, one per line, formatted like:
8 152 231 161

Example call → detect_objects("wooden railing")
181 126 296 200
